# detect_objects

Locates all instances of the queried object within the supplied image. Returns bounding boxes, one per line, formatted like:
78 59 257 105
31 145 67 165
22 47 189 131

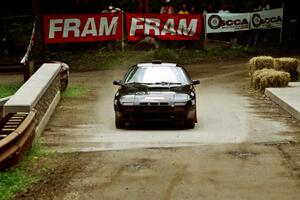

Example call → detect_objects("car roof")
137 63 178 68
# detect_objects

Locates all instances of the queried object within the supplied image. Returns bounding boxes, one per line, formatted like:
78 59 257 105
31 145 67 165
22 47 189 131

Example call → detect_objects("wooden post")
23 61 35 82
23 63 29 82
29 61 35 76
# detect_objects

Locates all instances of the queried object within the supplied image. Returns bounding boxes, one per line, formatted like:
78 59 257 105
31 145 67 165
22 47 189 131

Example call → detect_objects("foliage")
27 40 283 73
150 48 179 61
149 46 257 65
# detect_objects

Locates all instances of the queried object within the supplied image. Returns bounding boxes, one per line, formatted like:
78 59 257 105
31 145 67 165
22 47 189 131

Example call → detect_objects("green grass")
61 84 88 98
0 83 21 99
0 169 38 200
0 141 50 200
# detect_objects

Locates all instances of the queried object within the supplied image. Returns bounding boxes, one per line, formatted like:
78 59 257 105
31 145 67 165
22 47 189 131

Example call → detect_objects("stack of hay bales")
252 69 290 91
249 56 299 92
274 57 299 81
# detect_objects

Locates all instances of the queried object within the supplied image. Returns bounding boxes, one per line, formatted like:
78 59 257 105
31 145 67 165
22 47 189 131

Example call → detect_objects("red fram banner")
126 13 202 41
43 13 122 44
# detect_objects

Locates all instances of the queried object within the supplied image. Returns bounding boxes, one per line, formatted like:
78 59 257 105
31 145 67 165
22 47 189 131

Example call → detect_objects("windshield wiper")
125 82 145 85
154 82 182 85
126 82 157 85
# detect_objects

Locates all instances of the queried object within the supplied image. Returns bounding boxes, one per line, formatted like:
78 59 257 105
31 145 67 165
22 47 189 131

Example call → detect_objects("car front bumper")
115 105 196 122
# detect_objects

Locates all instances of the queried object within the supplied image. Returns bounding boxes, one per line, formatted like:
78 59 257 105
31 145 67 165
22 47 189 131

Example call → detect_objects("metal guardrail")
0 111 36 170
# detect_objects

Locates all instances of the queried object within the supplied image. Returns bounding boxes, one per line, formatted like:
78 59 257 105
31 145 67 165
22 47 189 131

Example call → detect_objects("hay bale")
252 69 290 92
274 57 299 72
274 57 299 81
249 56 274 75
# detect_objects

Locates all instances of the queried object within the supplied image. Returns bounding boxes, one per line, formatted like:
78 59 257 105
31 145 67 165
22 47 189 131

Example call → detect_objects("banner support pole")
121 11 125 52
279 3 284 44
146 0 149 13
204 14 207 40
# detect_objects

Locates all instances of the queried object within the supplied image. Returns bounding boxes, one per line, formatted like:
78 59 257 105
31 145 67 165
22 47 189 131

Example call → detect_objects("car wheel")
185 119 195 129
115 118 126 129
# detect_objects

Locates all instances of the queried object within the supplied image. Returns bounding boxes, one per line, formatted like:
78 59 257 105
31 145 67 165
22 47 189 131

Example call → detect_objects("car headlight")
119 95 135 106
174 102 187 106
114 99 118 105
120 102 134 106
174 94 192 106
191 99 196 105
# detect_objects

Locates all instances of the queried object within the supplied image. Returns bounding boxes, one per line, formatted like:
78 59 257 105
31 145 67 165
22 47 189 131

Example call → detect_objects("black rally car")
113 61 200 129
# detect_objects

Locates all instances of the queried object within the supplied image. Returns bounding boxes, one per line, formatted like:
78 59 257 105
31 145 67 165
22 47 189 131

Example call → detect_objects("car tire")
185 119 195 129
115 118 126 129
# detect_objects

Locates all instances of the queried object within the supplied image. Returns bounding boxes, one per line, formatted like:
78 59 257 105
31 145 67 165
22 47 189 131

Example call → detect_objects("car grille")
139 102 169 106
131 106 186 120
134 106 172 112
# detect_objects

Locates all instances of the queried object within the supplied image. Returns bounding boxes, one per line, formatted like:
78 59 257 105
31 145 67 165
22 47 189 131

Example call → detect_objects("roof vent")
152 60 162 64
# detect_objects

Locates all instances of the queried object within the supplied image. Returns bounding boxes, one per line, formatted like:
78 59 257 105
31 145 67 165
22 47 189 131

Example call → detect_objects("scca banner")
251 8 283 29
126 13 202 41
206 13 250 33
43 13 122 44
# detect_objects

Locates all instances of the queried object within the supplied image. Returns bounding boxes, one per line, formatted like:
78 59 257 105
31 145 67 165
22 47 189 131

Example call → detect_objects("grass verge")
61 84 88 98
0 83 21 99
0 141 51 200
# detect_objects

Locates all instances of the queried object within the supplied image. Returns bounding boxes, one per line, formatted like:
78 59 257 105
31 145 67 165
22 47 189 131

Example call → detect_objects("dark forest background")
0 0 299 55
0 0 287 16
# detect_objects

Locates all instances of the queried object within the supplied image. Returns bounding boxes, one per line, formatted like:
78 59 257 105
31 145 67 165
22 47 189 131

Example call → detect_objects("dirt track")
41 60 297 152
12 58 300 199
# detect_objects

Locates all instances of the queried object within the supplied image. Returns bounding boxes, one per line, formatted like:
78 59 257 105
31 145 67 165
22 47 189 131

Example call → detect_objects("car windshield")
124 66 190 85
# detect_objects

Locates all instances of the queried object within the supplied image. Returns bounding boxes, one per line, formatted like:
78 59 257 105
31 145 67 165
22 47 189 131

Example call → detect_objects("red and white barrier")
126 14 202 41
43 13 122 44
42 8 283 44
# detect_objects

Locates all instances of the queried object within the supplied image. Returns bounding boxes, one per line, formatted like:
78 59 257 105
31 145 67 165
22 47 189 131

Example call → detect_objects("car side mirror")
113 80 121 85
192 80 200 85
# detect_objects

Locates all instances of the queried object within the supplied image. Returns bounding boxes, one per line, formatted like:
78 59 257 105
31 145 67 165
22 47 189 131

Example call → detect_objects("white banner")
250 8 283 29
205 8 283 33
206 13 250 33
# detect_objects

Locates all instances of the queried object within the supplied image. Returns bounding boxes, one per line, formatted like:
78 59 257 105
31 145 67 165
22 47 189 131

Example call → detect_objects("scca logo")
208 15 222 29
208 15 249 29
220 19 248 26
252 13 282 28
